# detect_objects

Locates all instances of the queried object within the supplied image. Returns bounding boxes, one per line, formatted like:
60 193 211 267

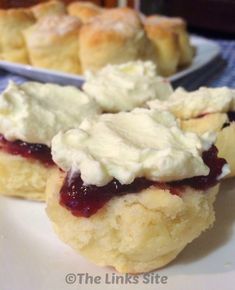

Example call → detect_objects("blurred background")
0 0 234 89
0 0 234 35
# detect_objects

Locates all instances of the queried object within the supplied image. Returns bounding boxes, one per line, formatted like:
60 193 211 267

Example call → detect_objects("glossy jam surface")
60 146 226 218
0 134 54 167
169 146 226 190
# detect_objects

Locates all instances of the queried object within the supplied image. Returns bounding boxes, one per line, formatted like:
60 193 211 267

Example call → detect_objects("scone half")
47 168 219 273
0 140 55 201
0 81 100 201
46 109 228 273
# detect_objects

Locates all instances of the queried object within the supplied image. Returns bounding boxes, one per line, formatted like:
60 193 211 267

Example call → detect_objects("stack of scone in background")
0 0 194 76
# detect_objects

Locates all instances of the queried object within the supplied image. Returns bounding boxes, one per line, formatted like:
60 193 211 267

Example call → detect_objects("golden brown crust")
67 1 103 23
0 8 35 64
31 0 66 20
79 7 151 73
0 150 55 201
46 168 218 273
23 15 82 74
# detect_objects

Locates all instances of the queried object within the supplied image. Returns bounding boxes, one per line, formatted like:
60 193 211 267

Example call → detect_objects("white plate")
1 178 235 290
0 36 220 87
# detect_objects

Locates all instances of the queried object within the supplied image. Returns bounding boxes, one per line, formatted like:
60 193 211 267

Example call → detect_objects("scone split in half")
148 87 235 177
47 109 229 273
0 81 100 201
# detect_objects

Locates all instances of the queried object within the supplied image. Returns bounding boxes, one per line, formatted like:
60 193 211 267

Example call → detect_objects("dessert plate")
0 178 235 290
0 35 220 87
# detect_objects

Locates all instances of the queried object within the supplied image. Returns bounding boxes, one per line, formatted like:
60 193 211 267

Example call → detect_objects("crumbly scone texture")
46 169 218 273
0 151 53 201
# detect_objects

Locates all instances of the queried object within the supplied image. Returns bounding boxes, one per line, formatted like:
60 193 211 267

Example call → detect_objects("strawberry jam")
0 134 54 167
60 145 226 218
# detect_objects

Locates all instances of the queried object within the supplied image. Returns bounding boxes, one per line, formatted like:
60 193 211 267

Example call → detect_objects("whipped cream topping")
52 109 215 186
83 61 173 112
0 81 100 146
148 87 235 120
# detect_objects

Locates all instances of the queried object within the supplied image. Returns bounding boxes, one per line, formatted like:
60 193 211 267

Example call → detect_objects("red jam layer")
60 145 226 218
0 134 54 167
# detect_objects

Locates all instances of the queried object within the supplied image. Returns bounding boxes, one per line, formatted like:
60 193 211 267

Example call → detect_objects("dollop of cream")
148 87 235 120
52 109 215 186
83 61 173 112
0 81 100 146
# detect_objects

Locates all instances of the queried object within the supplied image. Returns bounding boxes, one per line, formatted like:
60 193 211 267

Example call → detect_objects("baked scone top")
85 7 143 36
24 15 82 44
148 87 235 120
83 61 173 112
52 109 217 186
144 15 186 30
67 1 103 23
30 0 66 20
0 81 100 146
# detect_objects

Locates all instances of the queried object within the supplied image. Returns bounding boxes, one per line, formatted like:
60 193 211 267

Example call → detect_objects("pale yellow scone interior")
23 15 82 74
0 151 54 201
47 169 219 273
0 8 35 64
31 0 66 20
67 1 103 23
79 7 154 73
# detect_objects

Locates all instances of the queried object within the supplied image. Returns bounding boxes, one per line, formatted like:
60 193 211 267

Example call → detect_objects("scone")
67 1 103 23
0 8 35 64
83 61 173 112
47 109 228 273
31 0 66 20
148 87 235 177
79 7 154 73
23 15 82 74
144 16 194 76
0 81 100 201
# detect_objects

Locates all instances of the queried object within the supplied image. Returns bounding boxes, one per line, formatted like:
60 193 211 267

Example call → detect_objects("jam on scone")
148 86 235 177
0 81 100 201
47 109 229 273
